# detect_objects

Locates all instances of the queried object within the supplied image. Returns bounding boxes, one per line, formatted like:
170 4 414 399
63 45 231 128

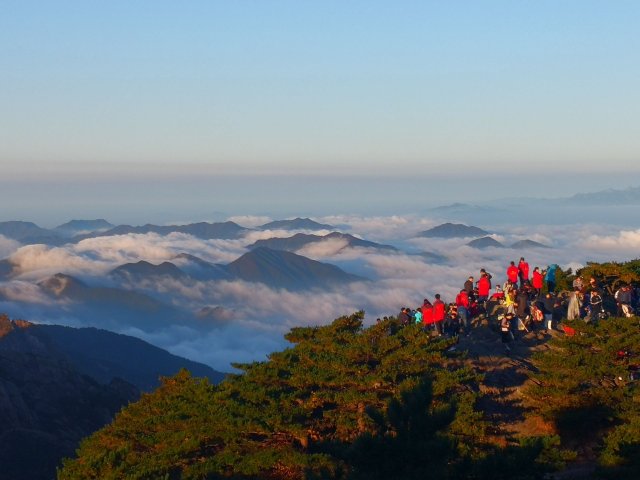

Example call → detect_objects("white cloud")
0 281 54 305
579 229 640 259
296 237 350 258
9 244 109 280
4 214 640 371
0 235 21 259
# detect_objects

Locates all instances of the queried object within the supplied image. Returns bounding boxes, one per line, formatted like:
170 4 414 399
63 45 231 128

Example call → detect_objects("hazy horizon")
2 171 638 228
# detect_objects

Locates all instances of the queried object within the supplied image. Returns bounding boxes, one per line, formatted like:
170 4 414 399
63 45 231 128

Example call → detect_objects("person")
455 289 470 335
413 307 423 325
588 290 604 322
501 312 515 353
490 284 505 301
507 261 519 285
421 298 433 331
566 289 582 320
480 268 493 289
516 288 530 330
615 284 634 317
464 276 475 302
477 273 491 304
572 275 584 292
504 288 516 316
433 294 446 335
542 293 555 331
532 266 544 297
398 307 410 326
445 304 461 339
518 257 530 288
545 264 560 293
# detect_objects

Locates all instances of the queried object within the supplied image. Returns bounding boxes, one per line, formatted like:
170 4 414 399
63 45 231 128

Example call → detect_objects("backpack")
531 305 544 322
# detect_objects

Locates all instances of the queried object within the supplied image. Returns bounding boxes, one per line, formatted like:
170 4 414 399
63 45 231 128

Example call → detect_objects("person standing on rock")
456 289 471 335
507 261 519 288
433 294 446 335
464 276 475 302
545 264 560 293
477 273 491 305
532 266 544 298
518 257 529 288
501 312 515 353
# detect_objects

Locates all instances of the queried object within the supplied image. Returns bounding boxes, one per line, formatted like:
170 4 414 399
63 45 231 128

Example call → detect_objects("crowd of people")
389 257 639 354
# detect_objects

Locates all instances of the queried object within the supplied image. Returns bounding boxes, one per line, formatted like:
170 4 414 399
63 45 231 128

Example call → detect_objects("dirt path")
456 320 557 442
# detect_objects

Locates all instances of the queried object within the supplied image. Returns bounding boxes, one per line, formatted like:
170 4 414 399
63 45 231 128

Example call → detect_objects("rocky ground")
456 317 598 478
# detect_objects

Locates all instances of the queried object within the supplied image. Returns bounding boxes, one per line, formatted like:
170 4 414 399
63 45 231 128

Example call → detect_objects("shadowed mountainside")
247 231 397 253
226 247 367 290
417 222 490 238
258 217 335 231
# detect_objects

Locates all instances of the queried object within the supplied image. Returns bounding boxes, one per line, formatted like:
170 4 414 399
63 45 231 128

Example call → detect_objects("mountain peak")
417 223 490 238
259 217 335 231
226 247 365 290
466 236 505 249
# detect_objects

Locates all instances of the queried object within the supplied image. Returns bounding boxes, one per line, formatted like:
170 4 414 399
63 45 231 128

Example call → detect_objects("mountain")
258 217 335 231
110 260 189 282
75 221 249 242
0 220 64 245
247 232 397 253
466 236 505 249
31 323 225 389
510 239 551 249
172 253 231 281
562 186 640 206
417 223 490 238
37 274 184 331
54 219 114 236
0 315 139 480
0 259 15 280
225 247 366 290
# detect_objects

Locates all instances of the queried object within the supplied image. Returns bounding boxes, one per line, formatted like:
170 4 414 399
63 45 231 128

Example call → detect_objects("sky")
1 1 639 223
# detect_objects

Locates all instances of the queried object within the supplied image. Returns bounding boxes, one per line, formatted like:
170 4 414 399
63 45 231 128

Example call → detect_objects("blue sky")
1 1 639 222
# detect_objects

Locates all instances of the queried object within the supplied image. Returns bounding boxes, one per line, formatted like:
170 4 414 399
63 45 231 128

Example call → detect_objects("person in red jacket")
507 261 519 285
477 274 491 303
518 257 530 288
432 294 446 335
455 289 470 335
531 266 544 297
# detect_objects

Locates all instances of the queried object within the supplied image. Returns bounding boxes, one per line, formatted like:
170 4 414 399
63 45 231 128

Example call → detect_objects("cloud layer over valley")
1 215 640 371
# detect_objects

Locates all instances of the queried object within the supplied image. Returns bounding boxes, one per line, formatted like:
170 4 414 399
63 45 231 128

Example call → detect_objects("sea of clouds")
1 214 640 371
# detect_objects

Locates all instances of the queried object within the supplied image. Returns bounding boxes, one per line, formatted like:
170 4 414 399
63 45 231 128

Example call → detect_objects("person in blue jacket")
544 264 560 293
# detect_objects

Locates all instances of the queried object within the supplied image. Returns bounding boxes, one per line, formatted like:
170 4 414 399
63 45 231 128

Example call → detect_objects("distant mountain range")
0 218 342 247
424 187 640 222
258 217 335 231
418 223 490 238
76 221 250 241
0 220 251 246
465 237 551 250
108 247 367 292
247 232 397 253
561 186 640 206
